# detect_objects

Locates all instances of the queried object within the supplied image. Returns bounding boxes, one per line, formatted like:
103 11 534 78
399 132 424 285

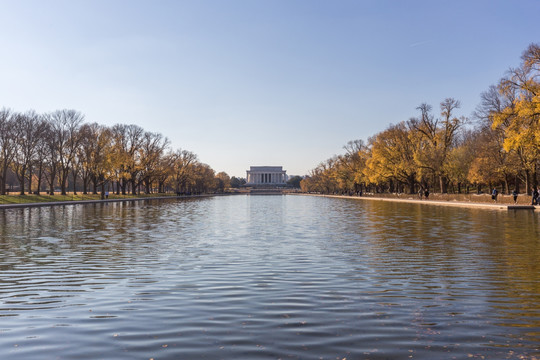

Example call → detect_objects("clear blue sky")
1 1 539 177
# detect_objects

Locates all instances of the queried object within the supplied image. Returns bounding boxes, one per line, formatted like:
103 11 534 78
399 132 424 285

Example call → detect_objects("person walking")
491 188 498 202
512 189 518 204
532 188 539 205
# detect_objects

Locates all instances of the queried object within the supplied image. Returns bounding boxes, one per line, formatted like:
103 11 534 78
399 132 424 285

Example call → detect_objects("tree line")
0 110 236 198
301 43 540 196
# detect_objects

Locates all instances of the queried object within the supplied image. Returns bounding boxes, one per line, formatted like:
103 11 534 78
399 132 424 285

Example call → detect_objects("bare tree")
33 120 51 195
172 149 198 194
12 111 47 194
155 151 175 193
78 123 101 194
409 99 466 193
42 114 60 195
138 131 170 194
49 109 84 195
0 108 17 195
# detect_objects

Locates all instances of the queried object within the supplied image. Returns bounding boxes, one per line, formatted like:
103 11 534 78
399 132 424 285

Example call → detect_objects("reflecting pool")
0 195 539 359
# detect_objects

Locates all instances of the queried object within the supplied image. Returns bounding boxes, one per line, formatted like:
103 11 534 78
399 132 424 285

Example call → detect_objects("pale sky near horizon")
1 1 539 178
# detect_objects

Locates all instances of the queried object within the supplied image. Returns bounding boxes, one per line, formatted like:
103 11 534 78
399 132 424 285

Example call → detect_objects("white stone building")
246 166 287 185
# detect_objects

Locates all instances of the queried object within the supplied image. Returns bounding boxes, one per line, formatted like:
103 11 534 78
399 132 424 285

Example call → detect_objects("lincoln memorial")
246 166 287 185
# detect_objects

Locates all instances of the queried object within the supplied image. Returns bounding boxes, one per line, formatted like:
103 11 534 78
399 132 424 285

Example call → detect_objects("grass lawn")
0 193 177 205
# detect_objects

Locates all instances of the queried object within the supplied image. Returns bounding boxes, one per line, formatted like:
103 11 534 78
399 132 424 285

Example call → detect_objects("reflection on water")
0 195 539 359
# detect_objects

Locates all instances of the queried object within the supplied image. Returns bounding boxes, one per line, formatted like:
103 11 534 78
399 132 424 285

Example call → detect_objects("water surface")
0 195 539 359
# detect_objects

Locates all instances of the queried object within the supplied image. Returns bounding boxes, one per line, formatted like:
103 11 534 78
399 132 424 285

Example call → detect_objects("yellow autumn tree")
492 43 540 193
367 122 418 193
339 140 368 194
215 171 231 192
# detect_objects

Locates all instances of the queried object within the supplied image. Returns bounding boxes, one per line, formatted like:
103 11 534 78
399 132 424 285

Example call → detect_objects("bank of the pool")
0 194 218 210
292 193 537 211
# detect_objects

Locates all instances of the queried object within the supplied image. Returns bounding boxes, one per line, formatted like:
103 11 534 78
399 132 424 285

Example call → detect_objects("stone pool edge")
0 194 217 210
292 193 537 211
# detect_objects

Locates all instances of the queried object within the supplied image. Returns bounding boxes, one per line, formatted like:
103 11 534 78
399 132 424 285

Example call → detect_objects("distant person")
512 189 518 204
424 189 429 199
105 191 109 199
491 188 498 202
532 188 539 205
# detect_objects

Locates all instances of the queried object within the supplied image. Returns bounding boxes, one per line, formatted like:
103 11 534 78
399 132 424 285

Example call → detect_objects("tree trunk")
408 175 416 195
533 164 538 193
131 178 137 195
439 175 448 194
28 163 33 194
525 169 531 195
72 169 78 195
82 175 88 195
145 178 151 194
60 169 68 195
36 162 43 195
19 167 26 195
48 166 56 195
0 164 8 195
121 178 127 195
